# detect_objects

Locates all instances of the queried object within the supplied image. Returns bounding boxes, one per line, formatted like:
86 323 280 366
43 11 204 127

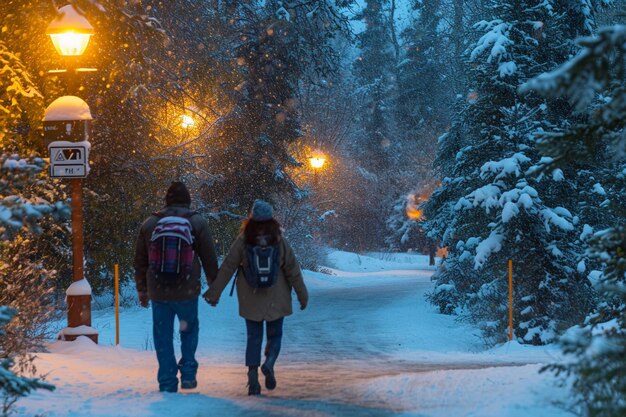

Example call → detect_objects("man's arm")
133 223 149 307
195 218 219 284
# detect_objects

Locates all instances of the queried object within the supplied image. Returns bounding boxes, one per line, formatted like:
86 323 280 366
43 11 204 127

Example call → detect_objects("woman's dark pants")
245 317 284 368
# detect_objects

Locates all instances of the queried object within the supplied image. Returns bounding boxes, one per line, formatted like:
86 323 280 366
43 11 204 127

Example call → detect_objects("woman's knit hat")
251 199 273 221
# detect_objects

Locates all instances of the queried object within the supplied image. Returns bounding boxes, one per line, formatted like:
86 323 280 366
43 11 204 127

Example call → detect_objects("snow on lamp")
47 5 94 57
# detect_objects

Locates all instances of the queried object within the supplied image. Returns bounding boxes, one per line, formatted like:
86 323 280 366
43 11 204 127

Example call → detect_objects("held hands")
202 290 218 307
138 291 149 308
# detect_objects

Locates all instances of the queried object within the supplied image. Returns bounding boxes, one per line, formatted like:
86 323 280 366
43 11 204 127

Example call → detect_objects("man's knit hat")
165 181 191 206
251 199 273 221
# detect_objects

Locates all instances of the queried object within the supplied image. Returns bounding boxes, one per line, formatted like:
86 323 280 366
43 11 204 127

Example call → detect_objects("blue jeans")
152 299 199 392
245 317 284 368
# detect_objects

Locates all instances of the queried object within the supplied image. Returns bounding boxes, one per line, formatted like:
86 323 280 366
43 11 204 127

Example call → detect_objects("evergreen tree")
348 0 399 249
386 0 453 253
353 0 396 172
423 0 603 344
205 2 302 210
0 3 72 363
396 0 451 152
521 22 626 417
203 2 351 209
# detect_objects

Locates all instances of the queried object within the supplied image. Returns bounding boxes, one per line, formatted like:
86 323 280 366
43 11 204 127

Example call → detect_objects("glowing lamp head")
47 5 94 57
309 150 326 170
49 32 92 56
181 115 195 129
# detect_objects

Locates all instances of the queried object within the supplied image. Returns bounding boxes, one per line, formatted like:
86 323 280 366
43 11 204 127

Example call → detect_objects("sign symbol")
63 149 81 160
55 151 66 162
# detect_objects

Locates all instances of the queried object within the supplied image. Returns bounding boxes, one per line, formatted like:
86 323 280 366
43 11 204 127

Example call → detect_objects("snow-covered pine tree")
423 0 603 344
386 0 453 253
204 1 350 211
0 6 72 375
395 0 450 153
521 22 626 417
349 0 402 249
386 194 421 251
353 0 396 172
0 40 69 237
1 29 61 404
0 306 54 416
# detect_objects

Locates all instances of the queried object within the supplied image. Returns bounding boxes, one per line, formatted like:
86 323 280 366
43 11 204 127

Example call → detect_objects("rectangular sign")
50 165 87 178
48 143 89 178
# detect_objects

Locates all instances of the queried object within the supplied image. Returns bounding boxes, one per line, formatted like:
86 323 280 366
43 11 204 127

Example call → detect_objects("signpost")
43 96 97 343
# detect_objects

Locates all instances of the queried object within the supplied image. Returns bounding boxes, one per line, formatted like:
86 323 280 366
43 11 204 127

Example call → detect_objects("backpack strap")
154 210 196 218
229 268 239 297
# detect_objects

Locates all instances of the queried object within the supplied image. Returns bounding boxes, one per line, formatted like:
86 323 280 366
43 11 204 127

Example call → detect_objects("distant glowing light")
309 150 326 170
406 193 424 221
181 115 195 128
467 91 479 104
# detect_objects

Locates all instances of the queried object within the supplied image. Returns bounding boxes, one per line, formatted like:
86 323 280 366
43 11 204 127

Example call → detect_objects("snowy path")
19 251 572 417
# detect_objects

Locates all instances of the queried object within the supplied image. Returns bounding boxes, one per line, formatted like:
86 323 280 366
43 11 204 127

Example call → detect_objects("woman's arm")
282 238 309 309
205 235 244 304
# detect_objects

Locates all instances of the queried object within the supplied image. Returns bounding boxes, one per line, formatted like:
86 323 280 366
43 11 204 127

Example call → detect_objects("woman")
205 200 308 395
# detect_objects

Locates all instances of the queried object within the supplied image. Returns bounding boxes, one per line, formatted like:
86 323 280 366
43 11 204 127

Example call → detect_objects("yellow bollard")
115 264 120 346
508 259 513 341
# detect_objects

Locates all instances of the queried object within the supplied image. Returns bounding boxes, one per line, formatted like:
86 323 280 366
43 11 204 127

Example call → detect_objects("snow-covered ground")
18 250 573 417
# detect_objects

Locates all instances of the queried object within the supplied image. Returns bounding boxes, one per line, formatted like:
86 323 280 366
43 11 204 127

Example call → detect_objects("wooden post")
70 178 84 282
63 179 97 342
115 264 120 346
508 259 513 341
65 178 97 342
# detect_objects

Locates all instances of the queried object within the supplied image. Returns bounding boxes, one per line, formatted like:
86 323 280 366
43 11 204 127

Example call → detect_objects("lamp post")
46 5 97 343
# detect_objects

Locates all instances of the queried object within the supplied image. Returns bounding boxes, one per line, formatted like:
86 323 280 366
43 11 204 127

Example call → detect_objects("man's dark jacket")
134 204 218 301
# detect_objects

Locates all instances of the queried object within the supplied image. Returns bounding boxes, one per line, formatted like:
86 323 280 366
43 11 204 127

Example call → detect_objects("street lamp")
309 150 326 170
181 114 195 129
46 5 98 344
309 149 326 186
46 5 94 57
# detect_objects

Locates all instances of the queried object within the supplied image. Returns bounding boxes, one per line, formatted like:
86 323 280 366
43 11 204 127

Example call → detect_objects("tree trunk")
389 0 400 63
429 241 436 266
453 0 465 91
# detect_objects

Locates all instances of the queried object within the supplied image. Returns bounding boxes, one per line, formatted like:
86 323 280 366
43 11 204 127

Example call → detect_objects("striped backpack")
148 211 195 283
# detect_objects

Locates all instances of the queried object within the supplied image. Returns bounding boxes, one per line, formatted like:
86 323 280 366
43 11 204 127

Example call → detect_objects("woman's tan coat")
207 234 308 322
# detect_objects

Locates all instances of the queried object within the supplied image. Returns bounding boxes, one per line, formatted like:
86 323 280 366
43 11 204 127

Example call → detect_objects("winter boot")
261 363 276 390
181 379 197 389
247 367 261 396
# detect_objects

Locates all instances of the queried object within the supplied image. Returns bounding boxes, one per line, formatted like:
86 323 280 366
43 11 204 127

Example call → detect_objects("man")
134 181 218 392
